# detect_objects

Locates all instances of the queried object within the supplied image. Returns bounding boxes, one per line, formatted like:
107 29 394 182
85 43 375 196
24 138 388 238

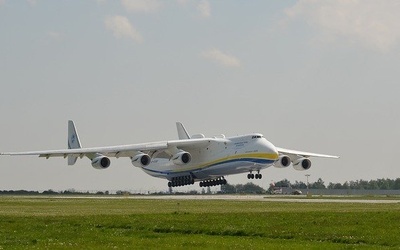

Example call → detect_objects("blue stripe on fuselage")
143 158 275 175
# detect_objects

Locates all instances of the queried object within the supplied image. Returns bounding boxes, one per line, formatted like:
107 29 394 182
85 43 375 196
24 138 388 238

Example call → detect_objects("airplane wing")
0 138 212 159
276 147 339 159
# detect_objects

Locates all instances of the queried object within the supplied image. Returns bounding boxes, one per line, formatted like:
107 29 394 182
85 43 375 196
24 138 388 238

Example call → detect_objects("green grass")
0 197 399 249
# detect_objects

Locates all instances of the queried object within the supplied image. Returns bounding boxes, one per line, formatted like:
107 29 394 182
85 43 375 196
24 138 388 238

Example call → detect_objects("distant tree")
328 182 343 189
358 180 369 189
274 179 291 188
292 181 307 189
240 182 265 194
221 183 266 194
42 189 58 195
220 183 236 194
0 190 39 195
346 179 397 190
310 178 326 189
394 178 400 190
334 183 344 189
349 181 359 189
235 184 244 193
368 180 379 190
387 179 395 189
376 178 390 190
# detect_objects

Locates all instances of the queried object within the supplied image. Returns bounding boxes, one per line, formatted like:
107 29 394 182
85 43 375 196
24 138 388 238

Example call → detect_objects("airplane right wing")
276 147 339 159
0 120 212 161
0 139 212 159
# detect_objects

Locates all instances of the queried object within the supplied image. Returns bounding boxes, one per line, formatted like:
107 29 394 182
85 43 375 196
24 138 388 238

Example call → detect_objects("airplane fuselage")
142 134 279 181
1 121 338 188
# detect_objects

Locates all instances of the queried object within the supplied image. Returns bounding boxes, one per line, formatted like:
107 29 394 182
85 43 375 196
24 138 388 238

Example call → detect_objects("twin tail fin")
67 120 81 165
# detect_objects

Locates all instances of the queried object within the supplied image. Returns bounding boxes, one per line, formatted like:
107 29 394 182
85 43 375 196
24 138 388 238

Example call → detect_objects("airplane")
0 121 339 187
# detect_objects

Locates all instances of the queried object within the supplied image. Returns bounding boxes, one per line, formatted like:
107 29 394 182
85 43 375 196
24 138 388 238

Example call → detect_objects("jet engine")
172 151 191 165
274 155 291 168
292 157 311 171
131 153 151 168
91 155 111 169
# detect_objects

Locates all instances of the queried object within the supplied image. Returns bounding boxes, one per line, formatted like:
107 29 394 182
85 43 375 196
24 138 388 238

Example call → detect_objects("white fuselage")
141 134 279 181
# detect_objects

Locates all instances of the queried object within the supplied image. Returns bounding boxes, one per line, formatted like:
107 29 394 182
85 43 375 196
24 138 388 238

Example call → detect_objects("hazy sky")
1 0 399 192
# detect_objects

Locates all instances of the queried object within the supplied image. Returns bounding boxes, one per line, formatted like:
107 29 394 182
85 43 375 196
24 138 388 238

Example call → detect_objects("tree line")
219 178 400 194
1 178 400 195
0 189 109 195
273 178 400 190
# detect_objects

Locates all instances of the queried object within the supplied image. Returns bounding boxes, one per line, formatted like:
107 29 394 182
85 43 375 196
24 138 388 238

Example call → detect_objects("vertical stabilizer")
176 122 190 140
68 120 81 165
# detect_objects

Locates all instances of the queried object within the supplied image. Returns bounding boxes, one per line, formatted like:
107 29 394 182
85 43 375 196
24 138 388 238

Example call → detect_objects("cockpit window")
251 135 262 139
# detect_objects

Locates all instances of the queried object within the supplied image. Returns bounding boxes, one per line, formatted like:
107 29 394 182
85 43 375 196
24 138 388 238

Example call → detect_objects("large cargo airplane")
1 121 338 187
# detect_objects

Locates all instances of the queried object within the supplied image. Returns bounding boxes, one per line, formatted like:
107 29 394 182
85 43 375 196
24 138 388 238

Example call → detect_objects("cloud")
201 49 241 68
104 16 143 43
197 0 211 18
47 32 63 41
0 0 5 5
176 0 189 5
121 0 161 13
27 0 37 5
285 0 400 52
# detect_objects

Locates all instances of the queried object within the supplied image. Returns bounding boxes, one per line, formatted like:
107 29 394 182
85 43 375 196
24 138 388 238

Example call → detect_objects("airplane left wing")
274 146 339 170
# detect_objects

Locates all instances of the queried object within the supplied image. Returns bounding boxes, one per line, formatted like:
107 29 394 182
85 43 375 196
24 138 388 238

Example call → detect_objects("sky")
1 0 400 193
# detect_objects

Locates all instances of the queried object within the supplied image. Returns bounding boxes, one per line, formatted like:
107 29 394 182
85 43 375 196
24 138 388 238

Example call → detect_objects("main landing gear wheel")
168 175 195 187
199 177 227 187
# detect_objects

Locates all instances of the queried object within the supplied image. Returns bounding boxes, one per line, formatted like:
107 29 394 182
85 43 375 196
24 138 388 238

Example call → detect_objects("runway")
129 195 400 203
32 195 400 203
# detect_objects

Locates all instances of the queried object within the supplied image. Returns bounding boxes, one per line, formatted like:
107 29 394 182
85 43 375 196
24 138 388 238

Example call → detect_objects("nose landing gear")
247 171 262 179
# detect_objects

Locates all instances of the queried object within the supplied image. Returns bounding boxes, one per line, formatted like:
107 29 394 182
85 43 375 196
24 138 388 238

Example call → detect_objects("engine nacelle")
131 153 151 168
91 156 111 169
172 151 191 165
292 157 311 171
274 155 291 168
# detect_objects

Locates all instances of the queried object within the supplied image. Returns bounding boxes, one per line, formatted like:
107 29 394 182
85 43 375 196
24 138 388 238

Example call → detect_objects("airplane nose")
264 140 279 160
271 146 279 160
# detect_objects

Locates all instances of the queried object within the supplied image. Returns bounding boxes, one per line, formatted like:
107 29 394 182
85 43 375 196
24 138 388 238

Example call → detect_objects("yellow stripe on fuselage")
167 152 278 173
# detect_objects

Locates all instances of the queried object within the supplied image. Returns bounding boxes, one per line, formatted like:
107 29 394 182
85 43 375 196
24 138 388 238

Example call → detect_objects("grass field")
0 196 399 249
